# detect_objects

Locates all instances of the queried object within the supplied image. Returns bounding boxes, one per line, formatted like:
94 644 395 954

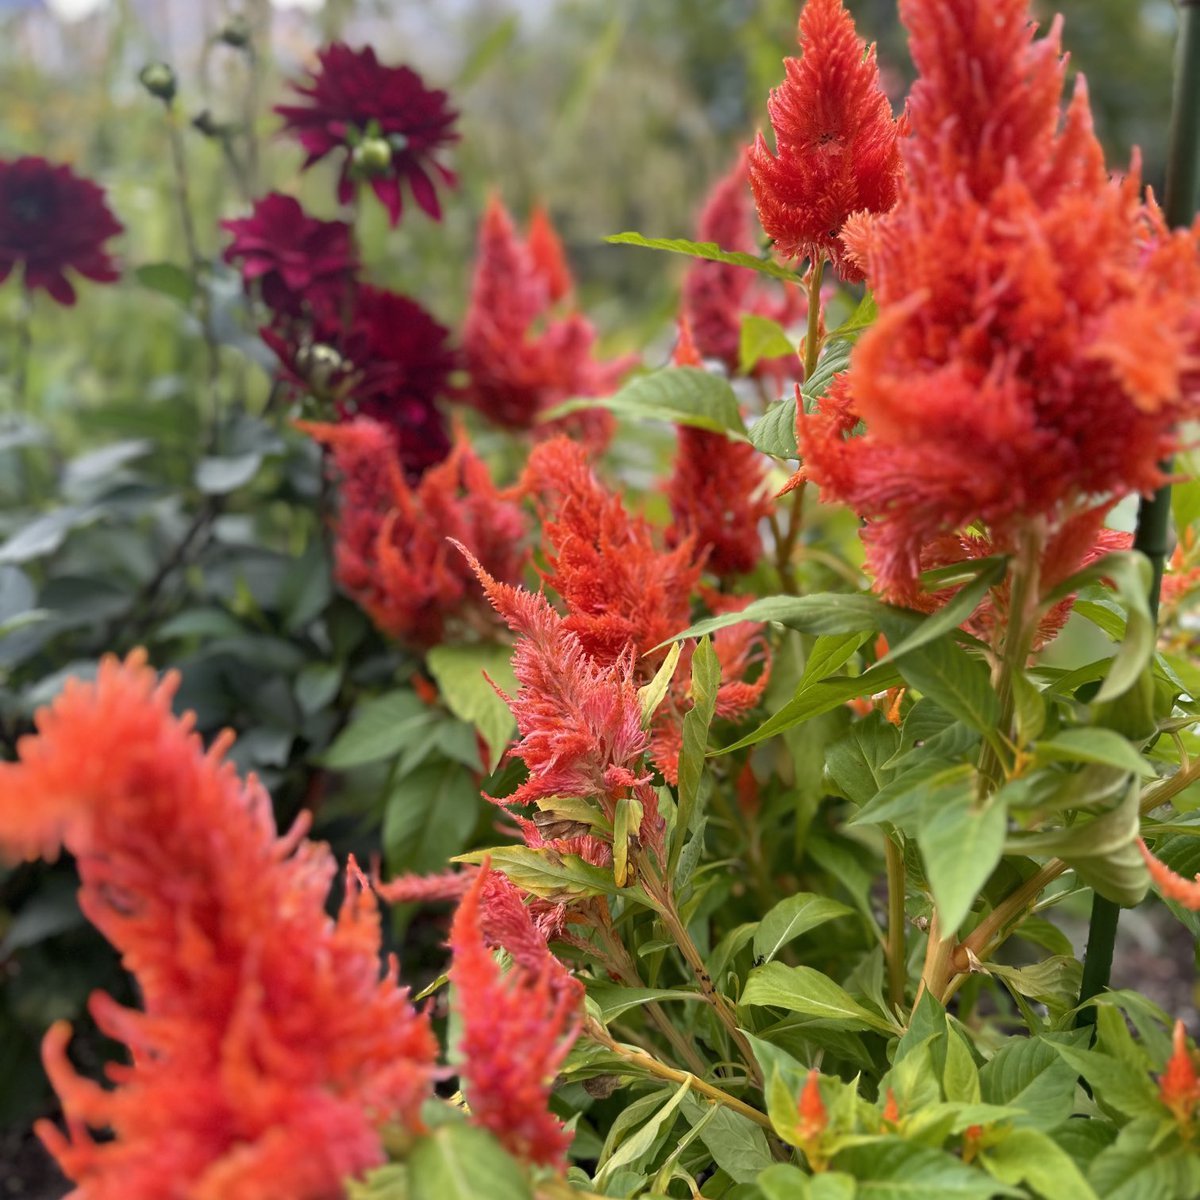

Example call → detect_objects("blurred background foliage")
0 0 1189 1191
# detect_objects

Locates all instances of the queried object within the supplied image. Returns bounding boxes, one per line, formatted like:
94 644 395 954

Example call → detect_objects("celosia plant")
9 1 1200 1198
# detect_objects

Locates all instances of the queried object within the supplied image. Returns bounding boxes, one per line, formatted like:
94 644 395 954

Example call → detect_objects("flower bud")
138 62 177 104
217 16 252 49
352 137 392 177
295 342 345 396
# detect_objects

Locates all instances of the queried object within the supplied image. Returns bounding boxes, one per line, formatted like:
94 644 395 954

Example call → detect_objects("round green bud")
139 62 177 104
352 137 392 177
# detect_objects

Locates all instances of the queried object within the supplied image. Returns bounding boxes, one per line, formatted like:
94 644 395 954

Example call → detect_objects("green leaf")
425 642 518 772
832 1139 1021 1198
613 795 643 887
979 1031 1089 1128
826 715 900 805
826 291 878 341
682 1094 774 1184
740 314 797 374
321 691 433 769
671 636 720 876
407 1124 532 1200
720 660 903 754
1050 1043 1162 1120
1043 551 1154 704
1088 1118 1200 1200
586 985 702 1024
348 1164 408 1200
595 1078 691 1188
455 846 660 909
740 963 896 1033
546 366 746 435
384 759 480 878
916 768 1007 932
884 630 999 744
758 1164 858 1200
668 593 885 644
876 558 1007 667
753 893 854 964
750 395 799 458
639 640 683 727
802 335 854 401
606 231 806 284
194 452 263 495
942 1029 981 1104
982 1128 1099 1200
134 261 196 305
457 13 519 86
1033 728 1155 778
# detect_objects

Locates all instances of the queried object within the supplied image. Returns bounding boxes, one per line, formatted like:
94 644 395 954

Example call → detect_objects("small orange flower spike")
881 1088 900 1128
1160 1020 1200 1128
797 1069 828 1140
1140 839 1200 910
962 1124 984 1165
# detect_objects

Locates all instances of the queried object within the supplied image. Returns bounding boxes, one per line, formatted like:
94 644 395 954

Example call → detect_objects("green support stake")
1076 1 1200 1029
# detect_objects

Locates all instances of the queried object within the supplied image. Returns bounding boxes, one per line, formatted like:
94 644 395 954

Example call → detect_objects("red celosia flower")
300 419 527 647
1140 839 1200 910
449 865 583 1170
0 653 437 1199
269 284 456 478
683 152 804 380
222 192 357 317
457 542 651 812
516 438 770 783
1163 530 1200 617
519 437 703 667
461 197 636 449
799 0 1200 602
667 321 773 578
796 1069 828 1147
747 0 902 279
276 43 458 226
0 157 122 305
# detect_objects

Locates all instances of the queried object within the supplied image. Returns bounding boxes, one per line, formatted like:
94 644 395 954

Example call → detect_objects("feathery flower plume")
300 419 526 647
516 439 770 783
800 0 1200 601
666 320 773 577
518 437 702 667
0 653 437 1199
222 192 357 318
449 865 582 1170
683 151 804 380
268 285 456 479
276 44 458 226
462 197 636 449
455 541 650 812
747 0 903 279
0 157 123 305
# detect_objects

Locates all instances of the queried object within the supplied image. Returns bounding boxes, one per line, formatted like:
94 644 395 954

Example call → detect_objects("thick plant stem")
1076 2 1200 1026
585 1019 773 1131
919 524 1044 1005
884 837 907 1012
776 256 826 594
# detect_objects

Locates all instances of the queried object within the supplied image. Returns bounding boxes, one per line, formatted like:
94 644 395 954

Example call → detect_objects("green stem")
884 835 907 1013
776 256 826 594
11 290 32 411
1076 2 1200 1027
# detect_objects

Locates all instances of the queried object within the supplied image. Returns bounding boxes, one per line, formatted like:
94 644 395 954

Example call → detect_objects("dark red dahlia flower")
266 284 456 478
0 157 123 305
276 43 458 227
222 192 357 317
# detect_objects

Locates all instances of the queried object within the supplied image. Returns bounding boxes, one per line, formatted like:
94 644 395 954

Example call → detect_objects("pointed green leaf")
740 963 896 1033
606 231 806 284
408 1124 532 1200
671 636 720 875
753 893 854 964
740 314 797 374
426 642 518 772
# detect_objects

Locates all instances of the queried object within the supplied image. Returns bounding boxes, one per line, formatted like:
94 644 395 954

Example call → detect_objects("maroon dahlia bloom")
222 192 357 317
275 44 458 227
0 157 123 305
266 285 456 478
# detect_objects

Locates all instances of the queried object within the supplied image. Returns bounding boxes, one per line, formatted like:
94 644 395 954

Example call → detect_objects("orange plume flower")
449 864 583 1170
748 0 903 279
462 196 636 449
455 540 651 813
1160 1020 1200 1128
0 653 437 1199
299 417 526 647
799 0 1200 601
